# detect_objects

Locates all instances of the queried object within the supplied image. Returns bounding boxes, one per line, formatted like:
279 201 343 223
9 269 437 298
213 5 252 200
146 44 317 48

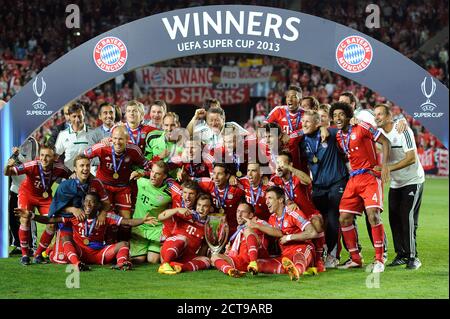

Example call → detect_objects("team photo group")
5 84 425 281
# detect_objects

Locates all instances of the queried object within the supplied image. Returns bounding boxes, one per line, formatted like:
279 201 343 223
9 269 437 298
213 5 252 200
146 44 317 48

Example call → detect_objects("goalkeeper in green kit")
130 160 178 264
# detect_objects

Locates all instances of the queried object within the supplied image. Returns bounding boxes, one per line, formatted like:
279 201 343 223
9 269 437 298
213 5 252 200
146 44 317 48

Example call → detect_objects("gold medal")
83 238 90 245
42 191 49 199
312 156 318 164
236 171 243 177
219 208 225 214
113 172 119 179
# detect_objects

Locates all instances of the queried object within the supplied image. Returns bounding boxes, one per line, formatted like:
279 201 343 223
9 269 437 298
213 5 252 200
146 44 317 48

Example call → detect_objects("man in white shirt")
55 102 91 171
375 104 425 270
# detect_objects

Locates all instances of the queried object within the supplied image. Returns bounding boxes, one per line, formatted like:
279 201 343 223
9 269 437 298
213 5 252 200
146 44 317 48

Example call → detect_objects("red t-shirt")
125 123 158 153
84 143 147 186
68 212 122 246
172 212 207 251
14 161 71 196
237 177 270 221
196 178 245 233
336 123 381 172
269 174 319 217
266 106 304 135
268 208 311 254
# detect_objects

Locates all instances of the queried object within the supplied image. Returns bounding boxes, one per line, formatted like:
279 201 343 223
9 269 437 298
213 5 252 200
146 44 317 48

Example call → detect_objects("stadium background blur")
0 0 448 175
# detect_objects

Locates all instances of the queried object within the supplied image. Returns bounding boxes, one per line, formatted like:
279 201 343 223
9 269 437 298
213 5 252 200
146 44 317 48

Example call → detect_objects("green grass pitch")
0 178 448 299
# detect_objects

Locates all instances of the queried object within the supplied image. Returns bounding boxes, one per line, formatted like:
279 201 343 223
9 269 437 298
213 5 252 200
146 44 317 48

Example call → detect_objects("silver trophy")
204 215 229 254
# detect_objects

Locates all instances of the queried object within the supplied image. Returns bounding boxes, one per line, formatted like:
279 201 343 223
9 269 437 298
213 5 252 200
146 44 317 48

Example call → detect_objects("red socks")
214 258 233 274
246 233 259 262
19 225 30 257
116 246 130 266
63 241 80 265
160 236 187 263
313 232 325 262
341 225 361 263
257 258 285 274
35 228 55 257
371 223 385 262
182 257 210 272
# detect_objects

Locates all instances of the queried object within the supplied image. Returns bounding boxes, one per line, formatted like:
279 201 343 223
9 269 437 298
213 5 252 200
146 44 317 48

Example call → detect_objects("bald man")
83 126 149 241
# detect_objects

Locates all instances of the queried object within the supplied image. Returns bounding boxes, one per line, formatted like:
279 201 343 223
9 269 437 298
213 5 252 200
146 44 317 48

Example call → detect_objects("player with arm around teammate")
15 192 157 271
211 202 269 278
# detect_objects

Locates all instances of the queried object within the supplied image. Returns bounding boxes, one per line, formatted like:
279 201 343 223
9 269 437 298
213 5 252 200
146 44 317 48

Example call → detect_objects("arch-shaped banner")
0 5 448 257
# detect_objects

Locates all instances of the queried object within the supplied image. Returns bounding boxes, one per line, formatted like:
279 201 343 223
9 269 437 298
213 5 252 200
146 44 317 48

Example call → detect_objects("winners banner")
136 66 214 89
147 87 249 105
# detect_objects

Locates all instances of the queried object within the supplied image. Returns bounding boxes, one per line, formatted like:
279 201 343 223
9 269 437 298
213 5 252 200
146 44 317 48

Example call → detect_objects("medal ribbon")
214 185 229 210
286 107 301 132
305 130 321 162
84 218 97 238
276 207 287 230
287 177 295 201
192 211 207 224
229 224 246 242
111 146 125 175
37 162 52 193
339 126 353 155
249 183 263 206
126 123 141 146
75 179 89 195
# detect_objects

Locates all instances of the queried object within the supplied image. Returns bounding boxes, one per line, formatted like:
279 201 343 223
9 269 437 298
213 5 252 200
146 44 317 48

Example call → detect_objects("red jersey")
67 212 122 246
237 177 270 221
125 123 157 153
84 143 148 186
14 161 71 197
269 174 319 217
172 212 207 251
170 155 213 178
266 106 304 135
210 135 260 176
268 208 311 253
196 178 245 233
259 133 307 174
86 178 110 203
336 123 381 172
228 219 269 258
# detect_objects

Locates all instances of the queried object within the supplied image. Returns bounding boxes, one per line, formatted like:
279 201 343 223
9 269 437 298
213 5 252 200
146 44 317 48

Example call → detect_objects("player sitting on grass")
15 192 157 271
246 186 320 281
211 202 269 278
157 193 213 275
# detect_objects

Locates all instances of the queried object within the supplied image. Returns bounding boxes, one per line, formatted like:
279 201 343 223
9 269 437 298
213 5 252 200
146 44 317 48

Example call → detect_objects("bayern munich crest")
336 35 373 73
93 36 128 73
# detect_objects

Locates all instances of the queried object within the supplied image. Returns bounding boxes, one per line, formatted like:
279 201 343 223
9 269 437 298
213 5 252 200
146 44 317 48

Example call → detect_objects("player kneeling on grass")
15 192 157 271
246 186 320 281
211 202 269 278
157 194 213 275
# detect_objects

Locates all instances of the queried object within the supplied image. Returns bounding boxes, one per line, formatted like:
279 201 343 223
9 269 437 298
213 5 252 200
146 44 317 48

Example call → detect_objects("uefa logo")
336 35 373 73
93 36 128 73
